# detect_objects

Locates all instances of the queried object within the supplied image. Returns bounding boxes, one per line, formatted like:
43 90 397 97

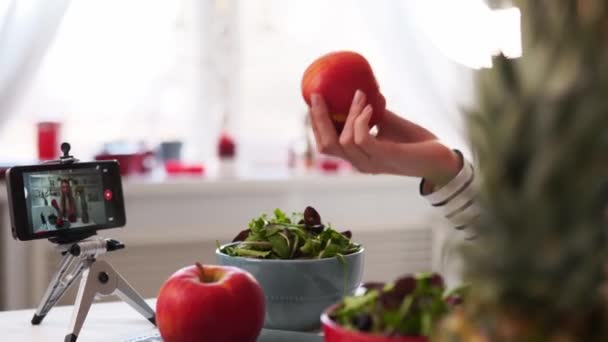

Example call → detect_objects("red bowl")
321 305 428 342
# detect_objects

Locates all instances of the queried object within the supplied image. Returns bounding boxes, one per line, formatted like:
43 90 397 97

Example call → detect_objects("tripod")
31 236 156 342
27 143 155 342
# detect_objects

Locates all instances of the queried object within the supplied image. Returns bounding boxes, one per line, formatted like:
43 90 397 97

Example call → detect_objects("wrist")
422 148 462 194
419 152 479 239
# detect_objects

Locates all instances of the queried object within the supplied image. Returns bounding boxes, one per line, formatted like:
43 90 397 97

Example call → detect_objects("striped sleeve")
420 150 479 240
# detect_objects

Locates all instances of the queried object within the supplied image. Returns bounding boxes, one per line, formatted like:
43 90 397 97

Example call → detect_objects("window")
0 0 521 171
0 0 201 161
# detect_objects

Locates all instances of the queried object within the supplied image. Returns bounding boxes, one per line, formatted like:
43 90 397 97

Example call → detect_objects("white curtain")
0 0 204 162
354 0 520 157
0 0 70 310
0 0 70 130
353 0 502 156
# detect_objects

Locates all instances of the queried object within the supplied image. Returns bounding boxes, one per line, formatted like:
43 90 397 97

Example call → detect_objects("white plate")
124 329 322 342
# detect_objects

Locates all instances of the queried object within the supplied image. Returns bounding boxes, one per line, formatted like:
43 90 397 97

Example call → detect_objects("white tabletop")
0 299 159 341
0 299 324 342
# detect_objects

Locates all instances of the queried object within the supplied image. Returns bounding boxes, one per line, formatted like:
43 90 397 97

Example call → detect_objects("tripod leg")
106 262 156 325
32 253 84 325
64 259 156 341
65 266 97 342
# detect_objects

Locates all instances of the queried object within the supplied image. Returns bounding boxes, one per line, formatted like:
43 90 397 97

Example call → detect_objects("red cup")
37 122 61 161
321 305 428 342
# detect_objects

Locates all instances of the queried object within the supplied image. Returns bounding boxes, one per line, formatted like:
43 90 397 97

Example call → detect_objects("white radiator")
2 175 445 310
40 226 433 306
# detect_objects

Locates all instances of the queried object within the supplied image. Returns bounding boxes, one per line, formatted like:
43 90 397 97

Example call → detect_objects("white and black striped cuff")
420 151 479 240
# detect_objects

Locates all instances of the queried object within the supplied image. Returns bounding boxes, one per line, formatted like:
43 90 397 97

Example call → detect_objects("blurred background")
0 0 521 311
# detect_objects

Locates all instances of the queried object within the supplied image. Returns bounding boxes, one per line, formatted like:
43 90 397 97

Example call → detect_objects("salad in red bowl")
322 273 467 342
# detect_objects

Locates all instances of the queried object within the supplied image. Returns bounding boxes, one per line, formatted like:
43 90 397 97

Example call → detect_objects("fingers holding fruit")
338 90 376 173
310 91 390 174
310 94 343 157
339 89 367 146
348 104 398 174
352 104 375 148
339 90 368 147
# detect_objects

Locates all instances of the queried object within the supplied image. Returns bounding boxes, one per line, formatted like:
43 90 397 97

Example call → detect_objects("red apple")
156 263 265 342
302 51 386 133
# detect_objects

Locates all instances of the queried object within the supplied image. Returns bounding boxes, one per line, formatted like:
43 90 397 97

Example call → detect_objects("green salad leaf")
220 206 361 260
331 273 468 337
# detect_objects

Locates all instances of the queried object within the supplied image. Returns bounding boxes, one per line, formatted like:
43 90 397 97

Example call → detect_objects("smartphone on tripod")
6 160 126 242
3 143 154 342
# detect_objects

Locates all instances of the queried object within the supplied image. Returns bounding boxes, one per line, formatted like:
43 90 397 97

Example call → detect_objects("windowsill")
121 170 421 197
0 169 424 202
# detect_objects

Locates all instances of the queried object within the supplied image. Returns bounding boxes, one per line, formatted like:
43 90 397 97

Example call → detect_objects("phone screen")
7 161 126 241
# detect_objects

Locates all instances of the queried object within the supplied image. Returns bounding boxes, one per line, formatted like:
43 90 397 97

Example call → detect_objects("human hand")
309 90 461 189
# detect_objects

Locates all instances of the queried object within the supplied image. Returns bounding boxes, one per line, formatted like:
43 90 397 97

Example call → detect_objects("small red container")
164 160 205 176
321 305 428 342
37 122 61 161
218 132 236 159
